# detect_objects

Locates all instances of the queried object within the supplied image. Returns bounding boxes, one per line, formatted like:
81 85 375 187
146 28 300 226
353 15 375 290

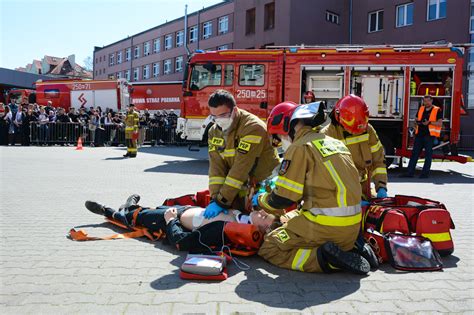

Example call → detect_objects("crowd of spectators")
0 100 179 146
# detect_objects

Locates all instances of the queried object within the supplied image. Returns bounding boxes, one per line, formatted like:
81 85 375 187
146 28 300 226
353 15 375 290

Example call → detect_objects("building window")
218 44 229 51
397 3 414 27
116 71 122 79
125 69 131 81
264 2 275 30
109 53 115 66
189 26 198 43
368 10 384 33
125 48 131 61
239 64 265 86
326 11 340 24
153 62 160 77
218 16 229 34
427 0 447 21
175 56 183 72
471 3 474 34
144 41 150 56
176 30 184 47
134 46 140 59
117 51 122 64
143 65 150 79
95 57 98 64
165 34 172 50
164 59 172 74
108 74 115 80
153 38 160 53
246 8 256 35
133 67 139 81
203 21 212 39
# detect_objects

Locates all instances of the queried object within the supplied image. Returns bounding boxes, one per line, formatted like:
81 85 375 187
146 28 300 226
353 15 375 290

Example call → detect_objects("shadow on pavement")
144 159 209 175
388 167 474 184
135 145 208 160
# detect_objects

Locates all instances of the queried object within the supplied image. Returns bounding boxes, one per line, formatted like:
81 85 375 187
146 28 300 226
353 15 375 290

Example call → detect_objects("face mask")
214 109 234 132
281 136 292 152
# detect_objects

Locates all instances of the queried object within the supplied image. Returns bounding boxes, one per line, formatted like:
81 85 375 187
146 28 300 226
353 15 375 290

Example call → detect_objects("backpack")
362 195 455 262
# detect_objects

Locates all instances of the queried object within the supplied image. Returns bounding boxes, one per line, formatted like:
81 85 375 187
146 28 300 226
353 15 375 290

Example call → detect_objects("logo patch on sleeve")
276 229 290 243
278 160 291 175
211 137 225 146
237 140 251 154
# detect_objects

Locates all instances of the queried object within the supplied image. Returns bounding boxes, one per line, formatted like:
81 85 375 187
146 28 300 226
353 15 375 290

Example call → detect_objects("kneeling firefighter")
321 95 388 199
253 101 370 274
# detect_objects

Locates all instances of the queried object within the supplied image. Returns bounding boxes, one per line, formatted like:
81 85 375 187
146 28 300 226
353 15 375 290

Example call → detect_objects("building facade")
93 1 234 82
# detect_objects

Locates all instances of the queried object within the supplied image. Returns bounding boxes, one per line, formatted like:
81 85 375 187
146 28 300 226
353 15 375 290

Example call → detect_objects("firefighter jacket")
257 126 362 216
125 111 139 139
257 127 362 272
321 123 387 193
208 108 280 209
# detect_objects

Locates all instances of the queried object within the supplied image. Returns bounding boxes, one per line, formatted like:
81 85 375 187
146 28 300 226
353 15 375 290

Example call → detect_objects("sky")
0 0 222 70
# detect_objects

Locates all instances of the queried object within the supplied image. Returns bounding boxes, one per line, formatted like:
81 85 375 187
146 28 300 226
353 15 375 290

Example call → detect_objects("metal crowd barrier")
28 122 188 146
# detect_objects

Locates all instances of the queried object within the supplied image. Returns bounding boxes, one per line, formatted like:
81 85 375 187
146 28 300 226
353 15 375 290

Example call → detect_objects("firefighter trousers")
258 212 360 273
126 139 137 157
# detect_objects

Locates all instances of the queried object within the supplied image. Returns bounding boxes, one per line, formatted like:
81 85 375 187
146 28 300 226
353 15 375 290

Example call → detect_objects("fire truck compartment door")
71 90 94 108
94 90 119 111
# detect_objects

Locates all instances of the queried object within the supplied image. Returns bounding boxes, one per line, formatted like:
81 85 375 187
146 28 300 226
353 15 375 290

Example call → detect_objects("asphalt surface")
0 145 473 314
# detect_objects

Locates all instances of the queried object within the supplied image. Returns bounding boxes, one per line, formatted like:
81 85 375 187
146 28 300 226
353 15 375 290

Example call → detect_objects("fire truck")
35 79 130 112
178 44 470 165
130 81 182 113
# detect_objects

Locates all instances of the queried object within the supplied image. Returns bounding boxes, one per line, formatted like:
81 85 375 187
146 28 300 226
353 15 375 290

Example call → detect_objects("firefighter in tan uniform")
321 95 388 199
253 101 370 274
203 89 280 219
124 104 139 158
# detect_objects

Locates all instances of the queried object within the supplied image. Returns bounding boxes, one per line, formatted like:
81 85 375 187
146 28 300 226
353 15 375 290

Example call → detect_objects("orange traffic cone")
76 137 83 150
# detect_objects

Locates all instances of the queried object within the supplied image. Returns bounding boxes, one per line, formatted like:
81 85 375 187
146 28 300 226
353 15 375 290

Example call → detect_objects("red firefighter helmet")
334 95 369 135
267 101 298 135
303 91 316 102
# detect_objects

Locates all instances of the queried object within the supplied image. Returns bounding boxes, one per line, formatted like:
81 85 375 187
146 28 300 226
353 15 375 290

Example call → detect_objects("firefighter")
253 101 370 274
124 104 139 158
203 89 280 219
321 95 388 200
303 91 316 104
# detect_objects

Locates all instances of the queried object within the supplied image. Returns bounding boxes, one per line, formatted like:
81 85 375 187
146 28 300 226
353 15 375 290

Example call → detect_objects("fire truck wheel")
379 133 395 168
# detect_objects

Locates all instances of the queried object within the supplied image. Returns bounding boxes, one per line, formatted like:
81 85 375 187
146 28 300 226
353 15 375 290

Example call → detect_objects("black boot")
353 235 379 269
85 200 106 215
320 242 370 275
123 152 130 157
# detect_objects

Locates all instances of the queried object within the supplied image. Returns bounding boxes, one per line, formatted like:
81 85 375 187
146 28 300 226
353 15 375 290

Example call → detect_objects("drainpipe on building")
349 0 353 44
197 9 201 50
184 4 191 56
130 36 134 82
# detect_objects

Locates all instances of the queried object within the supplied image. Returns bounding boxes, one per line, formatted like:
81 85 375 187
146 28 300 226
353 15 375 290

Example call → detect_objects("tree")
83 56 93 71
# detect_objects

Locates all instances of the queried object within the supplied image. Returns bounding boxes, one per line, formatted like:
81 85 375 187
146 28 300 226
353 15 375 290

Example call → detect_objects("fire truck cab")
178 45 469 165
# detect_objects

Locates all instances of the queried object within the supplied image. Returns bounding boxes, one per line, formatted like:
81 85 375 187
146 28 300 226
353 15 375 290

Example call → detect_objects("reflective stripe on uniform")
224 176 244 189
127 148 137 152
303 211 362 227
125 127 134 130
291 248 312 271
323 160 347 207
209 176 225 185
370 141 383 153
241 135 262 144
343 134 369 145
220 149 236 158
422 232 451 242
309 204 361 217
275 176 304 195
371 167 387 177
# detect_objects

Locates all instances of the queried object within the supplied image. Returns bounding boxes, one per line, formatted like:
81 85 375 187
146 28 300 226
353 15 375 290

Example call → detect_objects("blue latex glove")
360 200 371 207
252 192 261 208
203 201 227 219
376 188 388 199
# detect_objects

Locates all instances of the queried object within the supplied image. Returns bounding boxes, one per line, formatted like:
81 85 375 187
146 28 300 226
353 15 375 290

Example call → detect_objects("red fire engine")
178 44 470 165
130 81 182 113
35 79 130 111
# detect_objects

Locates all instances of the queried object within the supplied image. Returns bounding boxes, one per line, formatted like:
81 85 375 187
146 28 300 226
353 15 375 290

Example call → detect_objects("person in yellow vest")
253 101 370 274
204 89 280 218
124 104 139 158
321 95 388 199
400 95 442 178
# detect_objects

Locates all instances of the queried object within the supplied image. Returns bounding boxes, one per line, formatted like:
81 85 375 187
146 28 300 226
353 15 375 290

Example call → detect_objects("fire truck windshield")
189 64 222 90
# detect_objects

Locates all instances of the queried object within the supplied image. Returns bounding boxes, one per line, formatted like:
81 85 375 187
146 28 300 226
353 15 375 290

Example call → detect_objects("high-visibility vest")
415 105 441 137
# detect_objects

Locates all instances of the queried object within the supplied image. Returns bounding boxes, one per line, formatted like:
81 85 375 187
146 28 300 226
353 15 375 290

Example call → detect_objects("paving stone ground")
0 145 473 314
